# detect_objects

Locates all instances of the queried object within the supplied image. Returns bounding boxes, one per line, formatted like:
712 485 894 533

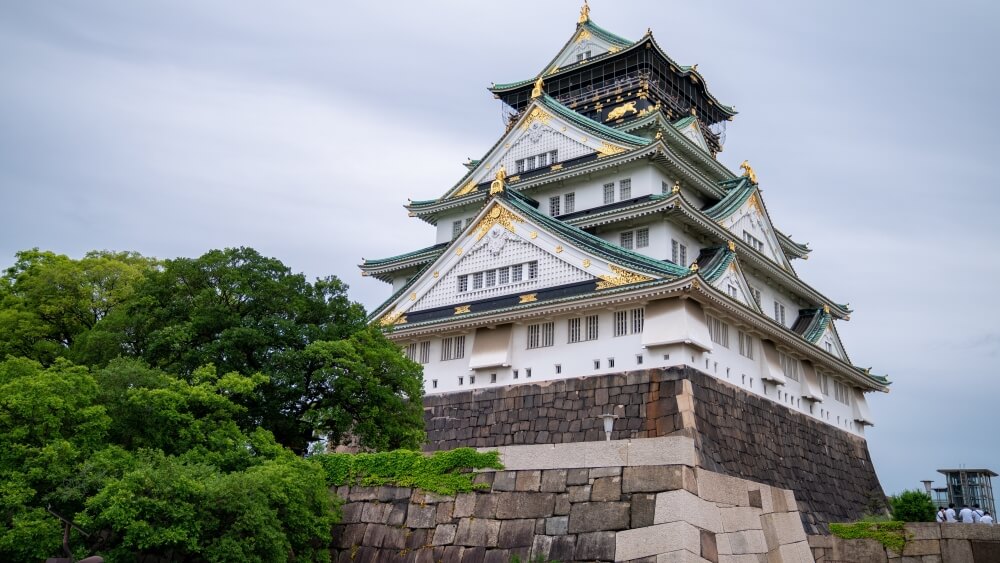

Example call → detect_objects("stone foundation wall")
331 438 813 562
809 523 1000 562
422 367 886 533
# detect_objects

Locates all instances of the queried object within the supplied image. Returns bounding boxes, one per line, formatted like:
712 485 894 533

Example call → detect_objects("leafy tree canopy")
889 489 937 522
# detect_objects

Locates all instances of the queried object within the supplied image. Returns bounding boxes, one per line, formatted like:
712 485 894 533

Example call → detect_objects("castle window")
441 336 465 361
526 156 536 169
748 286 762 306
564 192 575 214
470 375 475 384
614 311 628 336
662 180 669 194
472 272 483 290
457 274 468 293
671 239 687 266
528 261 538 279
818 373 830 395
603 183 615 204
728 285 738 299
419 341 430 364
594 359 600 369
707 315 730 348
738 331 754 359
779 352 800 381
405 343 417 361
490 373 497 383
631 308 644 334
465 217 474 228
498 267 509 285
511 264 523 281
515 159 525 173
619 178 632 200
636 228 649 248
432 379 438 389
568 314 599 343
834 381 850 404
743 230 764 252
586 314 599 340
615 308 644 336
458 376 464 385
568 318 581 343
555 364 561 374
550 150 558 164
636 354 643 365
773 302 786 325
608 357 615 368
452 220 462 240
485 269 496 287
527 322 555 349
526 368 532 378
513 369 519 379
549 196 561 216
620 231 634 249
538 152 548 167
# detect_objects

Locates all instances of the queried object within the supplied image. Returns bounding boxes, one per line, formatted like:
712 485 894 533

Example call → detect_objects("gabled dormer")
704 175 796 272
695 244 762 314
672 115 711 155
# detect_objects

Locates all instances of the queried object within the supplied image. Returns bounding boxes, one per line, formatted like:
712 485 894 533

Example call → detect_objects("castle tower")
360 7 888 439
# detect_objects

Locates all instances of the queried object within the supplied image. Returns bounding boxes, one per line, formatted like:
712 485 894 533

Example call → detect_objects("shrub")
889 489 936 522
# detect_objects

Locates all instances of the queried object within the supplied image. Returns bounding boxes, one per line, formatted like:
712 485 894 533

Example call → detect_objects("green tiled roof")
703 177 755 220
672 115 697 129
696 246 735 283
537 94 651 147
366 262 433 323
581 20 633 47
362 242 448 268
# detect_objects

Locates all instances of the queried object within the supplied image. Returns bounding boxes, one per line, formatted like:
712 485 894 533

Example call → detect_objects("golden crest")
595 265 653 290
521 107 552 130
519 294 537 304
474 205 523 241
597 142 626 158
454 305 471 315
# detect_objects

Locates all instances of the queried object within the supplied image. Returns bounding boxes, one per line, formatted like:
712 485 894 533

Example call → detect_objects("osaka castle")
360 3 889 436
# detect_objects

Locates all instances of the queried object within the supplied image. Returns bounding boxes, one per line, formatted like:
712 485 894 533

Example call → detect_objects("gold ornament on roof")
654 130 663 140
531 76 545 99
474 205 523 241
578 0 590 23
519 293 537 304
521 107 551 130
454 179 478 197
823 304 831 314
740 160 758 184
379 308 406 327
576 29 592 43
596 265 653 290
605 101 638 121
672 181 681 194
728 241 736 252
454 305 471 315
489 165 507 195
689 262 699 273
597 142 626 158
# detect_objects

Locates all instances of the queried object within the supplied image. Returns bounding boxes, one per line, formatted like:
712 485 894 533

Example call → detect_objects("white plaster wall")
407 302 866 436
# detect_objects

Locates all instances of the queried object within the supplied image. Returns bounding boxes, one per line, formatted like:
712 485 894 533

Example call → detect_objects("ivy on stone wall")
314 448 503 495
829 521 907 553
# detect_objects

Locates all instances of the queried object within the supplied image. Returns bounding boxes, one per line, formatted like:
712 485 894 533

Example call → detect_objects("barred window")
671 239 687 266
620 231 634 249
564 192 575 214
528 261 538 279
773 302 786 325
526 156 535 169
405 343 417 361
707 315 730 348
631 308 644 334
585 314 599 340
833 381 850 404
485 269 496 287
603 182 615 204
748 286 761 306
516 159 525 173
619 178 631 199
662 180 669 194
779 352 800 381
818 373 830 395
738 331 754 359
568 317 581 343
458 275 468 293
441 335 466 361
614 310 628 337
549 196 561 216
636 228 649 248
728 284 738 299
472 272 483 290
465 217 474 228
549 150 558 164
498 267 509 285
743 230 764 252
419 341 430 364
527 322 554 349
452 220 462 240
511 264 523 281
538 152 548 167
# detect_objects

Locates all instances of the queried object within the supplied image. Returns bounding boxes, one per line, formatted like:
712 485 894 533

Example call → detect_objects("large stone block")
515 470 542 492
940 522 1000 540
624 465 698 494
406 504 437 528
332 523 366 549
454 517 501 547
770 541 814 563
340 502 364 524
436 501 454 523
568 501 631 533
903 523 941 541
591 466 623 479
473 493 498 518
616 521 702 561
592 476 623 502
830 538 887 562
654 489 723 534
576 531 617 560
940 539 973 561
541 469 568 492
627 436 699 466
655 550 714 563
549 535 577 561
716 555 766 563
530 535 553 560
696 469 749 507
493 471 517 491
546 515 569 536
567 484 592 502
972 541 1000 562
724 530 768 555
432 524 457 546
361 502 388 523
495 492 556 519
721 507 763 534
759 512 805 548
453 492 476 518
387 502 408 526
702 529 720 563
498 518 535 548
566 467 590 485
632 493 657 528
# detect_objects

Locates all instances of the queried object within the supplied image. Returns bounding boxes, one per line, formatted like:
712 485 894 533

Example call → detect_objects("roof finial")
728 240 736 252
531 76 545 99
489 165 507 195
739 160 758 184
689 262 699 273
579 0 590 24
823 304 830 314
672 180 681 194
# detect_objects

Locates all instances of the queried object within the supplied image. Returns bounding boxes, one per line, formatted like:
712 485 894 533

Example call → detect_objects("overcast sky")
2 1 998 497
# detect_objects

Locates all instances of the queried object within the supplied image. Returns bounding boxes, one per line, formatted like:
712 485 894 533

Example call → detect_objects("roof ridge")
538 94 652 147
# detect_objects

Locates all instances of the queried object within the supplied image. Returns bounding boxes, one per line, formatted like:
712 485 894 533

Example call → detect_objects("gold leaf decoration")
454 180 478 198
597 142 626 158
379 309 406 326
454 305 471 315
595 265 653 290
474 206 523 241
582 259 591 268
519 294 537 304
520 107 552 130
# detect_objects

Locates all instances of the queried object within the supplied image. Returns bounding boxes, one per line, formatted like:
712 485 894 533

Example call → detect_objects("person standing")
973 504 984 523
981 511 994 525
936 507 947 523
946 503 958 523
959 504 975 523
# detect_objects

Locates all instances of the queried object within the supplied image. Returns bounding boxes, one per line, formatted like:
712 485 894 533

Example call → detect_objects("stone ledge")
483 436 697 470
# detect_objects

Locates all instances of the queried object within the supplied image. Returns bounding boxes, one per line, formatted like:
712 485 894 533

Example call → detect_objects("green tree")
889 489 936 522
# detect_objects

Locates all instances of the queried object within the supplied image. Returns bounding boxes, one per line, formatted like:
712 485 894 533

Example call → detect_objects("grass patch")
829 521 907 553
313 448 503 495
